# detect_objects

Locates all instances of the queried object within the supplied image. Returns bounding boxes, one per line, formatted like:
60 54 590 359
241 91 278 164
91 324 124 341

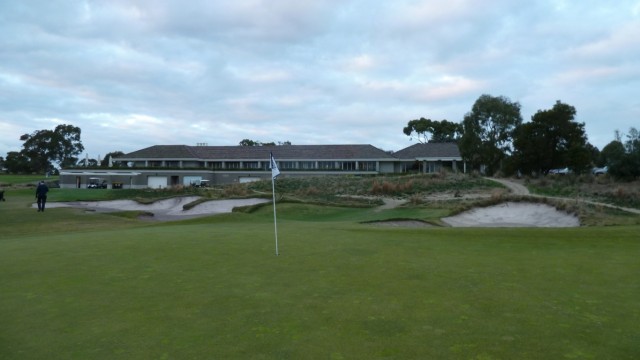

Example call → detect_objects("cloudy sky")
1 0 639 160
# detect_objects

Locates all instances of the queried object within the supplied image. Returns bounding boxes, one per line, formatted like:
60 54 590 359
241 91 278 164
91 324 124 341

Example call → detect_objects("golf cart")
88 177 108 189
190 179 210 188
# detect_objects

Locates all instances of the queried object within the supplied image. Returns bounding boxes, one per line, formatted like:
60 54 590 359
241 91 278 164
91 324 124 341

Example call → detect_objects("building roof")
117 144 396 161
121 145 199 159
394 143 461 160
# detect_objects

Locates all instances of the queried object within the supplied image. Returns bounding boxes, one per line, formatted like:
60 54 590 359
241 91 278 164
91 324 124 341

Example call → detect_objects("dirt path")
486 177 530 195
376 198 407 211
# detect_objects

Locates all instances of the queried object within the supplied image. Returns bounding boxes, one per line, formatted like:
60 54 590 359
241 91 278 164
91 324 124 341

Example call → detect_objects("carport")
59 171 141 189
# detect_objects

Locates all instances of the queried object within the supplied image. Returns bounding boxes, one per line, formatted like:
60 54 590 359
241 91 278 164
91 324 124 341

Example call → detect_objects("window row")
138 160 378 171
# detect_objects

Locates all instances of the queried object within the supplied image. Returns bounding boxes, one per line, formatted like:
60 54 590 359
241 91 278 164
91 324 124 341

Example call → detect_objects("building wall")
60 169 385 188
60 156 462 188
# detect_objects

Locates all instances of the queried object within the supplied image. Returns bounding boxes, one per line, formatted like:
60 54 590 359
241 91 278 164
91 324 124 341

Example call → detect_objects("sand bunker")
41 198 579 227
40 197 270 221
441 202 580 227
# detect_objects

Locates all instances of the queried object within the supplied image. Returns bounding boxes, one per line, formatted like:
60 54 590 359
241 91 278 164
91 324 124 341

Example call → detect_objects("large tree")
403 118 462 143
459 94 523 175
513 101 589 174
19 124 84 173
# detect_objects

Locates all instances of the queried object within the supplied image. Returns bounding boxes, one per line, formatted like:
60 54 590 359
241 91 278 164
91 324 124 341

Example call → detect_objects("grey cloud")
1 0 639 159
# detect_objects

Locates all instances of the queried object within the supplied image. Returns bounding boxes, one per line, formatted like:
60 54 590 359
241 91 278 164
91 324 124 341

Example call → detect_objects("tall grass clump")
223 183 250 197
370 179 415 195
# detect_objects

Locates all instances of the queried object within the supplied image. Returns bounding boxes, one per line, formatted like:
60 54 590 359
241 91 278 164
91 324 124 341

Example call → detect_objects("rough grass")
0 174 57 186
527 175 640 210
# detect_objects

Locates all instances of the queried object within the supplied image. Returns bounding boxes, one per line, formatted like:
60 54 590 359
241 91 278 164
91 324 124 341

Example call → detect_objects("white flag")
270 152 280 179
269 152 280 256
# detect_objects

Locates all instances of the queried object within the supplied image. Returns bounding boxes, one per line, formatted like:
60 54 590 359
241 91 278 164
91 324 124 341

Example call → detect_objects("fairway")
1 200 639 359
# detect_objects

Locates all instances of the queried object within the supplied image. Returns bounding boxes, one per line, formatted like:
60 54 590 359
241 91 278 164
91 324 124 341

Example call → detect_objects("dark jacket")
36 182 49 198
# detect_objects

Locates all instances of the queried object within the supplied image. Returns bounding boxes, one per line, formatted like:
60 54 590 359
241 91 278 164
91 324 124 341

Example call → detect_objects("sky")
1 0 639 161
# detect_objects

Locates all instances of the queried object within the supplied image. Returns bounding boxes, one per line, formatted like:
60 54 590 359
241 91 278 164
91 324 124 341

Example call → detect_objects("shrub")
223 183 249 197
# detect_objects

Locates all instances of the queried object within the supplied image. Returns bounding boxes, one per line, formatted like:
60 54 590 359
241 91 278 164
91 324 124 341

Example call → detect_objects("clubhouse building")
59 143 464 189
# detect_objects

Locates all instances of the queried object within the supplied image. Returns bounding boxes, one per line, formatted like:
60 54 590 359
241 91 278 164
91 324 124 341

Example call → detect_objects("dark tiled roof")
394 143 461 160
121 145 198 159
119 144 396 161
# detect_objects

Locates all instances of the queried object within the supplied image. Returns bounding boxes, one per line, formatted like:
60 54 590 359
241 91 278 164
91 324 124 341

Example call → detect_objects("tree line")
0 125 126 174
403 94 639 179
2 97 638 180
0 131 294 174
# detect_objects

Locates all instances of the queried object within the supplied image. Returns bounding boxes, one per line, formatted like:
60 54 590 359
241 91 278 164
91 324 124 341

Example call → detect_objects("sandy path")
486 177 530 195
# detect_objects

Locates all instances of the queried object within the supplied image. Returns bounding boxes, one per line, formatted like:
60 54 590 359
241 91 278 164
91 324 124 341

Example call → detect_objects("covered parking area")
59 170 141 189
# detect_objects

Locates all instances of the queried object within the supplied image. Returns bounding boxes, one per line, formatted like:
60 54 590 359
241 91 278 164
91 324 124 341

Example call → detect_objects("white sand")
39 197 270 220
441 202 580 227
41 197 579 227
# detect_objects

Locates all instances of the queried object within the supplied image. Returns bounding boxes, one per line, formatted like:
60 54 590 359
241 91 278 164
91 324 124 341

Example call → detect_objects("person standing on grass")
35 181 49 212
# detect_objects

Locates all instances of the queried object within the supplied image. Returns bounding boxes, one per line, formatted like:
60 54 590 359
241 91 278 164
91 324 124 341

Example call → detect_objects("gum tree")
459 94 522 175
19 124 84 173
403 118 462 143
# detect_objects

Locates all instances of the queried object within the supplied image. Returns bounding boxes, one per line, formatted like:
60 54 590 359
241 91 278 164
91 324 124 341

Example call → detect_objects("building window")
426 162 440 173
299 161 315 170
210 162 223 169
340 162 356 171
358 161 377 171
244 162 260 169
318 161 336 170
226 162 241 169
280 161 296 169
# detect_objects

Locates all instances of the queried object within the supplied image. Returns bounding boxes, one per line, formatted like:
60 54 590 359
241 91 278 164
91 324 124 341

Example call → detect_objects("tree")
513 101 588 174
403 118 462 143
459 94 523 175
4 151 31 173
51 124 84 167
77 158 99 167
239 139 291 146
239 139 260 146
567 142 593 174
625 127 639 153
19 124 84 172
101 151 125 167
598 140 625 167
608 127 640 180
512 122 550 175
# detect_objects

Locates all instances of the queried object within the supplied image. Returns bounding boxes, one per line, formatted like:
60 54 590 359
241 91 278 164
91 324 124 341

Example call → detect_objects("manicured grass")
1 193 639 359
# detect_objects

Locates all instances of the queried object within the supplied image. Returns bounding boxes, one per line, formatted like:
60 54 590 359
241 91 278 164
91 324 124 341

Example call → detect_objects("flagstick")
272 176 279 256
